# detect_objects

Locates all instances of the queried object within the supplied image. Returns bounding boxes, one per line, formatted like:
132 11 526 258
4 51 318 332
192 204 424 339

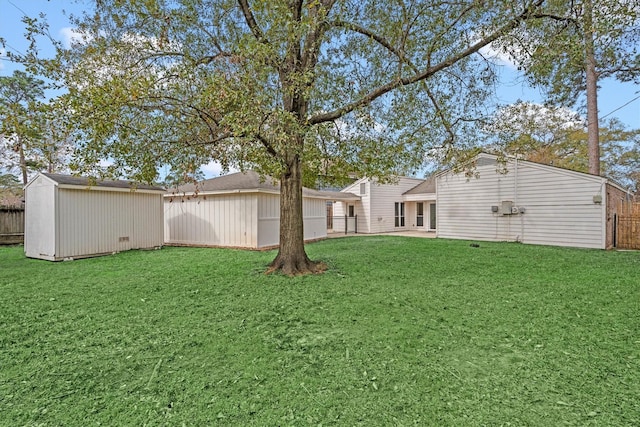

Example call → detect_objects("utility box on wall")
501 200 513 215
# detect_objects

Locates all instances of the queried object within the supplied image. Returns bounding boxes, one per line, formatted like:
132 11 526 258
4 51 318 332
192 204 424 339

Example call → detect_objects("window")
348 205 355 217
360 183 366 195
416 202 424 227
394 202 405 227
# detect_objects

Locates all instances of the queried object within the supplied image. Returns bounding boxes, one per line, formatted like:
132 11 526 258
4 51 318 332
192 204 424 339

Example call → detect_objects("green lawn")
1 237 639 426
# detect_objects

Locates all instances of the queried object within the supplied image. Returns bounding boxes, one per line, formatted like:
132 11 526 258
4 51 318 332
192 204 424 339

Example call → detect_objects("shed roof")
41 173 165 192
167 170 360 201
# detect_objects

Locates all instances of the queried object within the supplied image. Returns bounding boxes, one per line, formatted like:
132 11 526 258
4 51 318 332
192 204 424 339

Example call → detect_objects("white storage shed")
25 173 165 261
436 153 629 249
164 171 359 249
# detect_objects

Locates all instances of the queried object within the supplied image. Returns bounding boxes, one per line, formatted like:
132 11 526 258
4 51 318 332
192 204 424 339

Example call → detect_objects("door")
429 203 436 230
416 202 424 227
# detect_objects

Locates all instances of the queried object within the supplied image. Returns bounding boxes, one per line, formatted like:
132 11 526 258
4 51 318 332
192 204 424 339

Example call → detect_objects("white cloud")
479 43 520 69
200 161 237 178
60 27 92 48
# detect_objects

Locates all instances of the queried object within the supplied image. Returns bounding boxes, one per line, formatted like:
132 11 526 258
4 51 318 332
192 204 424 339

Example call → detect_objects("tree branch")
308 0 546 125
237 0 266 42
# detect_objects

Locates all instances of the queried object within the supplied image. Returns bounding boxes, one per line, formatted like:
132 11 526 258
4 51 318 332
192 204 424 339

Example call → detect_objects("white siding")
24 175 56 260
335 178 369 232
164 193 258 248
257 193 279 248
56 189 163 258
303 197 327 241
24 174 164 261
437 157 607 249
165 192 327 249
336 177 423 233
368 177 424 233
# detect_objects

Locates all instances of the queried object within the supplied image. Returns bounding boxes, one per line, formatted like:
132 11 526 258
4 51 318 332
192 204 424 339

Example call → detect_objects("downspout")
514 155 518 207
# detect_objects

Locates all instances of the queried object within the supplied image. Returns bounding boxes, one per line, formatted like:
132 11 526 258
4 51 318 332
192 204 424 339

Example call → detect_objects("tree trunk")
267 152 326 276
18 140 28 185
584 0 600 176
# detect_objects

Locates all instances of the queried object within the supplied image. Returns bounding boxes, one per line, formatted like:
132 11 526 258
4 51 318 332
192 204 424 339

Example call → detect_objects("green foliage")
498 0 640 105
485 102 640 189
1 238 639 425
22 0 553 184
0 70 73 182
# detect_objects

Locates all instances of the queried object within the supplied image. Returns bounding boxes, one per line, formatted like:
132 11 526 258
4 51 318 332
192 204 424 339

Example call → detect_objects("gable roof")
40 173 165 192
167 170 360 201
403 176 436 195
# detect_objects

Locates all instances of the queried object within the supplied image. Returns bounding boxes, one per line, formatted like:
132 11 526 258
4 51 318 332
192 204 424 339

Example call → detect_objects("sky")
1 0 639 178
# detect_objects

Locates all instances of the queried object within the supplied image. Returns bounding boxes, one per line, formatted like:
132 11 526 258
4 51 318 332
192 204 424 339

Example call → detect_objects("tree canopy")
495 0 640 175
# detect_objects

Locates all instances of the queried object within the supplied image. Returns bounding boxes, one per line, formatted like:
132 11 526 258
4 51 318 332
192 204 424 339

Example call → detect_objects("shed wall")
164 194 259 248
24 176 56 259
437 160 607 249
257 194 328 248
57 188 163 259
164 192 328 249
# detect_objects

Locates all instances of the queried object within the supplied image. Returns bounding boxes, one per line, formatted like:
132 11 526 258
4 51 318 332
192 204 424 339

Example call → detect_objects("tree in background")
22 0 554 275
486 102 640 190
496 0 640 176
0 71 72 185
0 71 46 185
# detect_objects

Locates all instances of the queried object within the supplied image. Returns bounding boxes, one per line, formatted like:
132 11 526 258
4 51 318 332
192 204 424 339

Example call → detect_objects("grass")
1 236 639 426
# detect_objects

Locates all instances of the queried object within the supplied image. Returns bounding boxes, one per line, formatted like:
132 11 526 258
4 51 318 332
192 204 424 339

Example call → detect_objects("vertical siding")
24 176 56 259
303 197 327 241
164 193 258 248
165 192 327 249
257 193 280 248
56 189 163 258
437 159 607 249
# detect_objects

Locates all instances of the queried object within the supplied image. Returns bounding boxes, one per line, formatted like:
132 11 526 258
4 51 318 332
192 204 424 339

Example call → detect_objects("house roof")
41 173 166 192
403 176 436 195
167 170 360 201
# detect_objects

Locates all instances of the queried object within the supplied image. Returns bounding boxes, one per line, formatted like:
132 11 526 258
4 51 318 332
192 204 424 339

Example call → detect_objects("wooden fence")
616 201 640 250
0 206 25 244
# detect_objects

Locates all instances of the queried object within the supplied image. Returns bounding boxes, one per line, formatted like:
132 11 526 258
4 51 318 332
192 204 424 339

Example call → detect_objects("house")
24 173 165 261
164 171 359 249
333 153 631 249
333 176 431 233
436 153 629 249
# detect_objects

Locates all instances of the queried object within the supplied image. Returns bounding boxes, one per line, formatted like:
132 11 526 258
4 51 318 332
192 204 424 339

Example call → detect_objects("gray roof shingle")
168 171 360 201
403 176 436 195
43 173 165 192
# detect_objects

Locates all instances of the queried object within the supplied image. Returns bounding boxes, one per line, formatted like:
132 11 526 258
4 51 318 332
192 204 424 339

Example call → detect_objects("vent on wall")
119 236 130 242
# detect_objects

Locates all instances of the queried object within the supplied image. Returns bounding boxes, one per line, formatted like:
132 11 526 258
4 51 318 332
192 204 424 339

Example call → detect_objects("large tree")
496 0 640 175
31 0 553 275
0 71 72 184
487 101 640 190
